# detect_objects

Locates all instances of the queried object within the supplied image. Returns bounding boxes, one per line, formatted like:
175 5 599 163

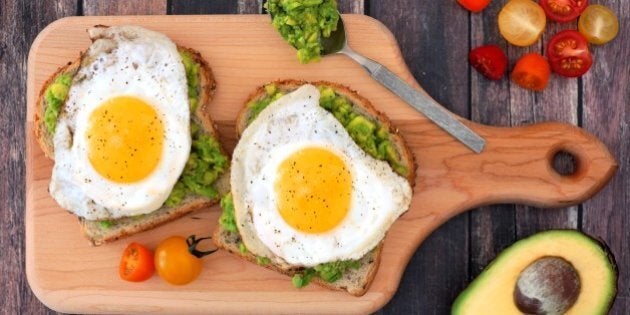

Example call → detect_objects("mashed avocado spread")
165 51 228 206
265 0 339 64
219 193 360 288
44 73 72 133
247 83 409 177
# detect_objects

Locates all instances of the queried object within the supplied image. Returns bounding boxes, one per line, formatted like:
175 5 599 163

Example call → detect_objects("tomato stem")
187 235 217 258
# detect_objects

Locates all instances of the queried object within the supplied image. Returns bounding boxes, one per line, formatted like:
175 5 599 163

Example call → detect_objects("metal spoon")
319 15 486 153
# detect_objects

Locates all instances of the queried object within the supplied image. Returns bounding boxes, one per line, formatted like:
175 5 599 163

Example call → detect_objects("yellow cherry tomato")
155 235 215 285
498 0 547 47
578 4 619 45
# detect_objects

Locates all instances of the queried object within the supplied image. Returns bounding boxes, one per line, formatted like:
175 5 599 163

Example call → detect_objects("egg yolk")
87 96 164 183
275 147 352 233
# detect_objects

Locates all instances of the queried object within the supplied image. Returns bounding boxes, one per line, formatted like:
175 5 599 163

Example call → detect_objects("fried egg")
231 84 412 267
49 26 190 220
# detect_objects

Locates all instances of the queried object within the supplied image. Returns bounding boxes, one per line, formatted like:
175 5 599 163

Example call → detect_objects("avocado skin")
451 230 618 315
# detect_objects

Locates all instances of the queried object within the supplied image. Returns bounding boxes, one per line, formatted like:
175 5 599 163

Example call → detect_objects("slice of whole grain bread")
34 34 228 245
214 79 416 296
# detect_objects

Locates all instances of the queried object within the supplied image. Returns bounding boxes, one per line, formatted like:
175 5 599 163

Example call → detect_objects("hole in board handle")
552 150 578 176
548 142 588 180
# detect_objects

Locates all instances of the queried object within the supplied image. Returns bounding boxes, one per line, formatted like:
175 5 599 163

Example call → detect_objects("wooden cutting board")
25 15 617 314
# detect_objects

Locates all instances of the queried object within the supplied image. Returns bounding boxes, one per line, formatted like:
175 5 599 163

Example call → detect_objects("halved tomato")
540 0 588 23
579 4 619 45
498 0 547 47
546 30 593 77
119 242 154 282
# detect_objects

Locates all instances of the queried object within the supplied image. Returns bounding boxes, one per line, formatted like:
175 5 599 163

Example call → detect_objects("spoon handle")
341 48 486 153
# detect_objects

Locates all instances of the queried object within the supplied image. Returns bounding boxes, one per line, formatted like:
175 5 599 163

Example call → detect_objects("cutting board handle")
456 122 618 209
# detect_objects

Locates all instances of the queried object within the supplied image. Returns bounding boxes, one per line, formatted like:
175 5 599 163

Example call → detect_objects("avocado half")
452 230 617 315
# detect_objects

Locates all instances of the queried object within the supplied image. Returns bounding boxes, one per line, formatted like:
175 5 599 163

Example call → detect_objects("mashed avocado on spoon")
265 0 340 63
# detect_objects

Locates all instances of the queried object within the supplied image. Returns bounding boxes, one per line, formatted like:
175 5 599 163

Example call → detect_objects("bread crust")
219 79 417 296
33 36 226 245
34 58 81 159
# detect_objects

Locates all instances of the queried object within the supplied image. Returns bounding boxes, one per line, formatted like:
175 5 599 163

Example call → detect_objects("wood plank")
581 1 629 314
469 0 517 282
337 0 364 14
169 0 239 14
511 14 579 237
369 1 470 314
25 15 616 314
468 0 579 277
1 1 76 315
238 0 264 14
83 0 166 15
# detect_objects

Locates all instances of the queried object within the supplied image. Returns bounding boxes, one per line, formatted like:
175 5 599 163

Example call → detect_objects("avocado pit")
514 256 580 315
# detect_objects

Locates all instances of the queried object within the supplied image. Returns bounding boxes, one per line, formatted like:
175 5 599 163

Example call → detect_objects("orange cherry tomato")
457 0 492 13
155 235 216 285
119 242 155 282
511 53 551 91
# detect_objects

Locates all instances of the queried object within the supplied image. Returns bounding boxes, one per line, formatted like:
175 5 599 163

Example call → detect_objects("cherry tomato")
547 30 593 77
498 0 547 47
540 0 588 23
457 0 492 13
119 242 155 282
469 45 508 80
511 53 551 91
578 4 619 45
155 235 215 285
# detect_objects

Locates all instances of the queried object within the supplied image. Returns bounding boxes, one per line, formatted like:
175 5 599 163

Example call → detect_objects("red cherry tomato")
469 45 508 80
457 0 492 13
119 242 155 282
540 0 588 23
546 30 593 77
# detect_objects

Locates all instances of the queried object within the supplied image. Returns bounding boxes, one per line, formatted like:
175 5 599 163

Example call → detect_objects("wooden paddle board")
25 15 617 314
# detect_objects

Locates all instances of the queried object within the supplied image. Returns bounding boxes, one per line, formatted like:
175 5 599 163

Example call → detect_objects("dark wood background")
1 0 627 314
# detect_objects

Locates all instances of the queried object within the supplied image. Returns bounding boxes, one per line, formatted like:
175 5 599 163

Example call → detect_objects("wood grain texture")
1 1 76 315
368 1 471 314
169 0 239 15
25 13 616 315
511 8 579 239
3 1 628 315
337 0 364 14
469 0 517 279
469 0 580 278
83 0 166 15
581 1 629 314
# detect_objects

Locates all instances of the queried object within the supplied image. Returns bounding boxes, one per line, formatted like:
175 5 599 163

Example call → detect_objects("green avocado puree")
164 51 229 206
43 73 72 134
265 0 340 64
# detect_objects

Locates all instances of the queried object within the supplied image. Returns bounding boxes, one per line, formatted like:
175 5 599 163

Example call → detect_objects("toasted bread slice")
215 80 416 296
34 41 228 245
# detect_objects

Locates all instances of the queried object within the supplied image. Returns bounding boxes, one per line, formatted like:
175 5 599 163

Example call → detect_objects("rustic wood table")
2 0 628 314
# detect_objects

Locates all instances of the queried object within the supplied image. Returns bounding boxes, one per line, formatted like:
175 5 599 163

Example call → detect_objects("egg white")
231 84 412 267
49 26 190 220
